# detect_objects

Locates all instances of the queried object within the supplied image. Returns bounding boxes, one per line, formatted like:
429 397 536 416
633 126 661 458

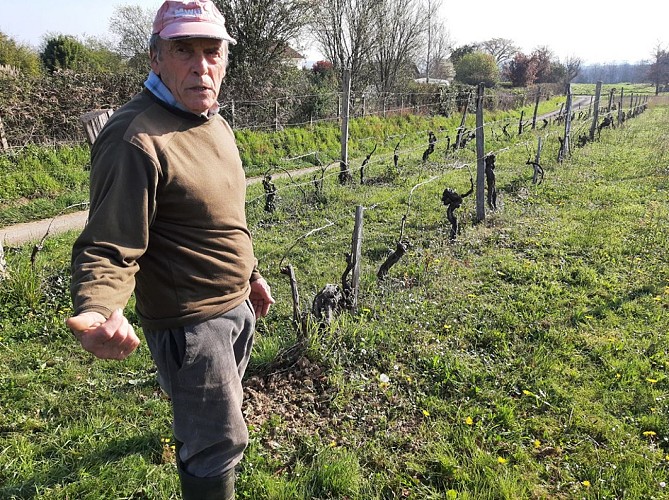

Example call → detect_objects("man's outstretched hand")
66 309 140 360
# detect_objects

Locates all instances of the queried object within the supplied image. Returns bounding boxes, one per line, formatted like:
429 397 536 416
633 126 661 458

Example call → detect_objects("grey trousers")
144 299 255 478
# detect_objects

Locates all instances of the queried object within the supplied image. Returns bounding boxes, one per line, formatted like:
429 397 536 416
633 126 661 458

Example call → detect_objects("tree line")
1 0 668 114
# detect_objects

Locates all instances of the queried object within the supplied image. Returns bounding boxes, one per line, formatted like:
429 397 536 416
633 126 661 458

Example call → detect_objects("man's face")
151 37 227 115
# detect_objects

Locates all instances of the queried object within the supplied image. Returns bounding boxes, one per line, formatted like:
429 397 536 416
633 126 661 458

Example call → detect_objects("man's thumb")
66 312 105 333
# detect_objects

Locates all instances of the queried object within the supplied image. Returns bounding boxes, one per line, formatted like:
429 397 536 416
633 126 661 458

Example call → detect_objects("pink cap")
152 0 237 44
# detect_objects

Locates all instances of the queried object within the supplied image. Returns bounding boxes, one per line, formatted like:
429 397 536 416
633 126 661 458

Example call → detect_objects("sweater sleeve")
70 139 159 317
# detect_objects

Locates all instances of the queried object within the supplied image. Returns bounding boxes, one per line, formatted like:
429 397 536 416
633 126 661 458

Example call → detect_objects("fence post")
518 110 525 135
350 205 364 313
454 92 470 150
531 87 541 129
559 83 573 163
275 99 280 131
618 89 624 126
475 83 485 223
0 114 9 152
589 81 603 141
339 68 351 183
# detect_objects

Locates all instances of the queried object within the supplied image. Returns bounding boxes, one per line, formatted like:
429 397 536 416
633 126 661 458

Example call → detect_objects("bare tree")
421 0 452 82
563 56 582 83
108 4 154 62
310 0 378 90
480 37 518 67
424 20 454 80
373 0 429 93
648 43 669 95
215 0 313 97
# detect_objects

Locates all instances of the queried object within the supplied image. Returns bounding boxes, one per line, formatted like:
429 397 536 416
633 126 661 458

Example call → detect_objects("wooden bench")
79 109 114 145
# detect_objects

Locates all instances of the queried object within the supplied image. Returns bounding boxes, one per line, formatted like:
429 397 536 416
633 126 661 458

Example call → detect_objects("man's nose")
191 52 208 75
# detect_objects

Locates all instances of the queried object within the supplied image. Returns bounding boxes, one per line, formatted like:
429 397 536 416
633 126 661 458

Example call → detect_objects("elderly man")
66 1 274 498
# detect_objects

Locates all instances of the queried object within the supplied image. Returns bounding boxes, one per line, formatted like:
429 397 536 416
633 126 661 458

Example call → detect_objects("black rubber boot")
175 440 235 500
178 466 235 500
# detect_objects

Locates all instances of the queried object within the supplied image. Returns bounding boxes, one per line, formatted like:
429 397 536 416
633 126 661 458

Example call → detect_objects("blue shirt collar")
144 71 220 118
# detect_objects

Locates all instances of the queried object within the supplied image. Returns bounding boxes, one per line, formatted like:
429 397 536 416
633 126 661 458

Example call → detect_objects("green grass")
571 82 657 96
1 98 669 498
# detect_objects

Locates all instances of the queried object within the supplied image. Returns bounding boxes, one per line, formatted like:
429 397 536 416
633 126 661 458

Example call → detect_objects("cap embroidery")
174 7 204 18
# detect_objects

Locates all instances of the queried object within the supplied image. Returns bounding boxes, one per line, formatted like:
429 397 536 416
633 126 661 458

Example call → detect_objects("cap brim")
158 22 237 44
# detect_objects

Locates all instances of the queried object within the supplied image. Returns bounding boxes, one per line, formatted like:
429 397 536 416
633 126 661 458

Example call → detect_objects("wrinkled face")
151 37 227 115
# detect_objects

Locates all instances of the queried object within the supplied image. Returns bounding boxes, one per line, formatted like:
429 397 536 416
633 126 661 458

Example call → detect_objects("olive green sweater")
71 89 260 330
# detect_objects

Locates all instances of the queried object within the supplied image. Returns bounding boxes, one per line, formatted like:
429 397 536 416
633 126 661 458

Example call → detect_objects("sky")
0 0 665 66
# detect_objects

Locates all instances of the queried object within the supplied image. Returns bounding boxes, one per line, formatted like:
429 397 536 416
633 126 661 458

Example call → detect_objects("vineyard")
0 88 668 498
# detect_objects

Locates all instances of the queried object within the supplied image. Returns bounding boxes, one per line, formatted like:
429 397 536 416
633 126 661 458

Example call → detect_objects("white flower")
379 373 390 384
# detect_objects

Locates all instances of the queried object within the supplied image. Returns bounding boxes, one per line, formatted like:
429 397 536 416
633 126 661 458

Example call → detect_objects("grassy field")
1 96 668 499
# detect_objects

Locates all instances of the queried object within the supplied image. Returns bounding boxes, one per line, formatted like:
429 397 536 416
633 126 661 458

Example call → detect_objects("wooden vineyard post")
0 114 9 152
475 83 485 223
559 84 573 163
280 264 304 339
339 68 351 184
534 137 543 184
618 89 624 126
454 91 470 150
350 205 363 313
589 81 602 141
532 87 541 129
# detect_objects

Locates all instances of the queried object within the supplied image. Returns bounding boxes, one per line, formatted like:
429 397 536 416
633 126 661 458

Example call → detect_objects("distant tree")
0 32 41 76
563 56 582 84
373 0 428 93
506 52 537 87
480 37 518 67
108 4 154 68
450 43 479 65
41 35 88 72
648 44 669 95
454 51 499 87
531 46 554 83
83 37 128 74
215 0 313 98
310 0 377 91
422 18 453 81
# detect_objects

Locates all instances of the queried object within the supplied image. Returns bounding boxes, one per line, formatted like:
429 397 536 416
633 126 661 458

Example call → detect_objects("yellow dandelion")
582 480 591 488
643 431 657 437
533 439 541 448
497 457 507 464
465 416 474 425
422 409 430 417
646 378 658 384
522 389 535 397
467 293 477 299
443 324 452 330
654 296 662 301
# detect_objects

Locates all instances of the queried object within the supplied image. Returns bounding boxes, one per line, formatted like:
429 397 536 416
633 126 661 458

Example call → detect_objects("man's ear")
149 50 160 74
